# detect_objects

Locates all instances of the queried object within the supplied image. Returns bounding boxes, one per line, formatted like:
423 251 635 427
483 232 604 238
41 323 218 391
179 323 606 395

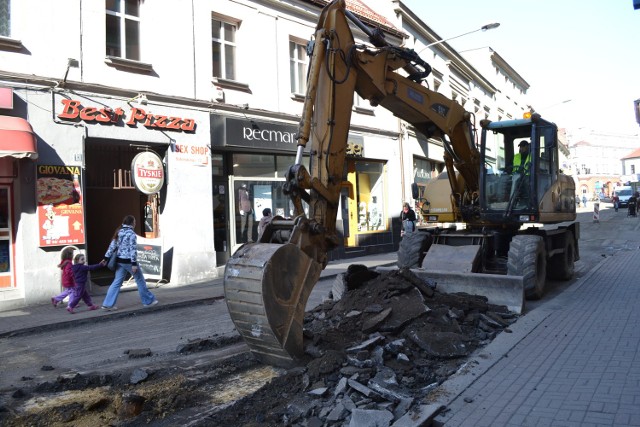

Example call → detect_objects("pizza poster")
36 165 86 247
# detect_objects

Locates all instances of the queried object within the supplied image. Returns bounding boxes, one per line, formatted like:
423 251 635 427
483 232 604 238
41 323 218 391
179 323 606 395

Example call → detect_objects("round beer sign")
131 151 164 194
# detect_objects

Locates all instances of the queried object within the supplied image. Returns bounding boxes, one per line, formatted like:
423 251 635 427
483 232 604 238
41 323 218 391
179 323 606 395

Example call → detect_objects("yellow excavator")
224 0 579 367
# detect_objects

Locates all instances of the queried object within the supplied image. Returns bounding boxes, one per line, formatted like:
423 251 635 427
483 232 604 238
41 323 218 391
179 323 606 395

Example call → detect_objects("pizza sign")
36 165 85 247
131 151 164 195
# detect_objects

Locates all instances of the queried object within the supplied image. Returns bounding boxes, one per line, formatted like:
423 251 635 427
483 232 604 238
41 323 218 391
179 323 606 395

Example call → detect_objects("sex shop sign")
36 165 86 247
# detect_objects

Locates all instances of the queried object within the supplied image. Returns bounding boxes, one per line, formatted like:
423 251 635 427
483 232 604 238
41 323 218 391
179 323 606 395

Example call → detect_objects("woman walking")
101 215 158 310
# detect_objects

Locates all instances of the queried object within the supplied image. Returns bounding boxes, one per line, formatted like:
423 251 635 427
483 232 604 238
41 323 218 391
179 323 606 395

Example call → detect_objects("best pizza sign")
36 165 86 247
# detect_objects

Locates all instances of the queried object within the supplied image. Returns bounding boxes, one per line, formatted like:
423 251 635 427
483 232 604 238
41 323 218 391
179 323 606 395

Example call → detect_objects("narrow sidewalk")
0 252 397 338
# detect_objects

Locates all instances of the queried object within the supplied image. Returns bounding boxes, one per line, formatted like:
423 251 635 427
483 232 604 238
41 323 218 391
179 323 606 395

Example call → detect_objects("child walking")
51 247 75 307
67 253 106 314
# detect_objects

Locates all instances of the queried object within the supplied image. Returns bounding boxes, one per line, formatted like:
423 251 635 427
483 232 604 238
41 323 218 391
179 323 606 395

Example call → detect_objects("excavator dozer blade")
224 243 323 368
377 267 525 314
411 269 525 314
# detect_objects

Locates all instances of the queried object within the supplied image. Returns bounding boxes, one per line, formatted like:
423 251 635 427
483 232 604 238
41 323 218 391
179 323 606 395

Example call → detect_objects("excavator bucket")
224 243 323 367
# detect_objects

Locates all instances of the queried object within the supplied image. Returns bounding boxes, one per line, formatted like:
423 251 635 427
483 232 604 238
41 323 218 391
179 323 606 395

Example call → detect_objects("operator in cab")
513 140 531 174
510 140 531 204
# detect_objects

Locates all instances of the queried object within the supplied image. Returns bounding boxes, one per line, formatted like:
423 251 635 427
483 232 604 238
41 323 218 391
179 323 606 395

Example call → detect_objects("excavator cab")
479 114 573 223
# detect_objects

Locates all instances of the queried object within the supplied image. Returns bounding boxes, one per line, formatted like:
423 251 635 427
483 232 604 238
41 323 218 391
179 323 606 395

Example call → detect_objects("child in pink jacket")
51 247 75 307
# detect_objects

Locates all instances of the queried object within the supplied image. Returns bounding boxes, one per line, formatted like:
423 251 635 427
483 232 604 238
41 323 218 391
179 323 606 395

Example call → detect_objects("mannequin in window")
238 184 254 242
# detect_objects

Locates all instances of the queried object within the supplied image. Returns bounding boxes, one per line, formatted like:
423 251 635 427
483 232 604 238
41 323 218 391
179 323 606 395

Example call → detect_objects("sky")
401 0 640 135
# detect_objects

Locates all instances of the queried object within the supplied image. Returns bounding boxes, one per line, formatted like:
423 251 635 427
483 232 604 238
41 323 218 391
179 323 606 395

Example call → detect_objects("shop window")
106 0 141 60
289 40 307 95
275 155 296 178
211 153 224 176
233 179 303 244
413 157 433 184
212 16 237 80
0 186 12 288
233 154 275 177
355 162 386 232
233 154 308 178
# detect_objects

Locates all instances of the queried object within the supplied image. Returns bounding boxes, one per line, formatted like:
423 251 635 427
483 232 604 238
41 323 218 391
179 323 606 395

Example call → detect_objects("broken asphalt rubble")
206 265 518 426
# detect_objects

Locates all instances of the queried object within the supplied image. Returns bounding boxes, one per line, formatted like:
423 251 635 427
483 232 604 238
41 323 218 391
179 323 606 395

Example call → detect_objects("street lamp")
544 99 572 109
531 99 572 114
418 22 500 54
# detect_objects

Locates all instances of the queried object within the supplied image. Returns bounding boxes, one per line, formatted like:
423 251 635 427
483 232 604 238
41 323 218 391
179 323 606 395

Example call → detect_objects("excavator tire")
547 230 575 281
224 242 322 367
397 232 431 269
508 235 547 300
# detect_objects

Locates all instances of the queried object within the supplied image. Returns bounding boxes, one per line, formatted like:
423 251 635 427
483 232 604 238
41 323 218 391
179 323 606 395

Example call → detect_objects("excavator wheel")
397 232 432 269
508 235 547 300
224 242 323 367
547 230 575 281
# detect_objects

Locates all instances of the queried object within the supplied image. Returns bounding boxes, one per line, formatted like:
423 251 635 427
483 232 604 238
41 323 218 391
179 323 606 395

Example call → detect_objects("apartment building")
0 0 528 309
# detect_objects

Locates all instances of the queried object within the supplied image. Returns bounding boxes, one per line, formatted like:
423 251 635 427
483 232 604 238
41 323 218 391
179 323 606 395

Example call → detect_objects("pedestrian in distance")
401 202 416 237
67 253 105 314
575 195 581 208
101 215 158 311
51 246 76 308
612 192 620 212
582 195 587 208
257 207 272 240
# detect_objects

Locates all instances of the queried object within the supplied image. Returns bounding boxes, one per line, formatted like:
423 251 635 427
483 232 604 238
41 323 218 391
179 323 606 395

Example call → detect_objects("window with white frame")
106 0 141 60
212 17 237 80
289 40 307 95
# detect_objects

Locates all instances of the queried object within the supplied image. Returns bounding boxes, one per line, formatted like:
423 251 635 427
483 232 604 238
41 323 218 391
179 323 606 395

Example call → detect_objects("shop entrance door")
212 179 229 265
0 186 13 288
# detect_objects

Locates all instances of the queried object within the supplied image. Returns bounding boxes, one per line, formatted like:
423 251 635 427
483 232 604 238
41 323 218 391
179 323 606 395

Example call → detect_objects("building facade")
0 0 529 309
566 129 640 199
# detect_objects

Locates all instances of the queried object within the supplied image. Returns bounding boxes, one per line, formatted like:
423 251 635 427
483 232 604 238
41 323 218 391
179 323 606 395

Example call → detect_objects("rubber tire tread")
547 230 575 281
397 232 430 269
507 234 547 300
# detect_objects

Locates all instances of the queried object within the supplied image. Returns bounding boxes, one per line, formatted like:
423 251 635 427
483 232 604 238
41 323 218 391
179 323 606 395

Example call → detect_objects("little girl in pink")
51 247 75 307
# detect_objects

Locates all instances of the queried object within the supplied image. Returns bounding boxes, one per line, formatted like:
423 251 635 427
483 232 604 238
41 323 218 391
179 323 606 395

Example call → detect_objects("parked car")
615 186 634 208
599 194 612 203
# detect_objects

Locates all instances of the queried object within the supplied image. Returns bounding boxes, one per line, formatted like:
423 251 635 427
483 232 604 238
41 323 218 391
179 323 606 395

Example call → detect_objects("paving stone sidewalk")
434 248 640 427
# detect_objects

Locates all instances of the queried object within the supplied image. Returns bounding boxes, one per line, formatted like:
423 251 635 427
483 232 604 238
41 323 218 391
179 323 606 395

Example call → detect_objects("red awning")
0 115 38 160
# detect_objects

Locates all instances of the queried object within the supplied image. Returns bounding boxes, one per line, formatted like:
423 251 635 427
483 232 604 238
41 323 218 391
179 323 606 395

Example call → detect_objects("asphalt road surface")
1 202 636 396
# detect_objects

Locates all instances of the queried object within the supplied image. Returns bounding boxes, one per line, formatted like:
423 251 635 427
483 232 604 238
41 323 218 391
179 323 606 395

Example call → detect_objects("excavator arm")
224 0 479 367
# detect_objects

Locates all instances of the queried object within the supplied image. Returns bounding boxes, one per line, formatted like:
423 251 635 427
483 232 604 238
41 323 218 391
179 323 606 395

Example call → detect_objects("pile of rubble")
204 266 517 426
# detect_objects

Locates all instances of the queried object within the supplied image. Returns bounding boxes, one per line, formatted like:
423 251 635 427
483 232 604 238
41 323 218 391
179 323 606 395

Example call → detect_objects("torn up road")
1 267 517 426
204 266 518 426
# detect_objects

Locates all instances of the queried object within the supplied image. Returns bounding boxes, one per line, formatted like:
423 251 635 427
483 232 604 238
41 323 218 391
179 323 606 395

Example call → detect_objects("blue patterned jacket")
104 224 138 266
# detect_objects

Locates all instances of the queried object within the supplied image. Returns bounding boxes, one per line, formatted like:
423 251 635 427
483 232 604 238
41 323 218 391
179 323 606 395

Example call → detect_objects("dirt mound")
204 268 517 426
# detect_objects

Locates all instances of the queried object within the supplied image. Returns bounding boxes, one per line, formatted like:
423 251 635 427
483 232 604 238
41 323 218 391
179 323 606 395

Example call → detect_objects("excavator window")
481 125 536 211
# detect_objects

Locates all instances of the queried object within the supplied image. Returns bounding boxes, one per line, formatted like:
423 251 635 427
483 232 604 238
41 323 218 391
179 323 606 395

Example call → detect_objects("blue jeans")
102 263 155 307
